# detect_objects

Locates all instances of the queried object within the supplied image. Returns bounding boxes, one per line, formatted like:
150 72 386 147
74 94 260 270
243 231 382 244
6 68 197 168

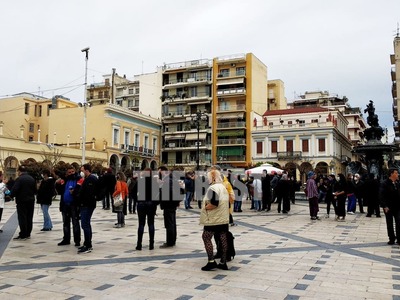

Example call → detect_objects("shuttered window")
318 138 326 152
256 142 263 154
302 139 309 152
271 141 277 153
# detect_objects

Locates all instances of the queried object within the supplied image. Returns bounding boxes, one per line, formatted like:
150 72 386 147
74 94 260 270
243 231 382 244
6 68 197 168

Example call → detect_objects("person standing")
365 173 381 217
136 168 158 250
102 168 116 210
379 168 400 245
200 169 230 271
113 172 128 228
36 169 56 231
184 170 195 209
334 173 347 221
77 164 98 254
56 165 82 247
0 171 9 233
10 165 37 240
325 175 336 218
158 166 180 248
261 170 271 211
278 174 290 213
127 173 138 214
346 173 356 215
252 175 263 212
305 171 320 220
352 173 365 213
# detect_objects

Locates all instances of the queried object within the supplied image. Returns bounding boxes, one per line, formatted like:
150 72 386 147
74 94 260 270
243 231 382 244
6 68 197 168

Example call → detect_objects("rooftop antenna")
397 22 399 37
142 60 144 74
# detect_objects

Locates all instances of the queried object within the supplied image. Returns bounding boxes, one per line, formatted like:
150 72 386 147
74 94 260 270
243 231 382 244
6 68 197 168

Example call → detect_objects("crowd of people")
1 163 400 269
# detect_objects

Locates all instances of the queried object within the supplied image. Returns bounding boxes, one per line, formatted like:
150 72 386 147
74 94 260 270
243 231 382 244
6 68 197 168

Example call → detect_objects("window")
124 130 130 146
134 98 139 106
29 135 34 142
206 70 212 81
113 128 120 146
128 88 134 94
39 105 42 117
104 91 109 98
288 121 293 127
236 67 245 76
302 139 309 152
189 71 197 81
135 88 139 94
299 120 305 126
153 137 157 152
24 103 30 115
128 99 134 107
29 123 34 133
134 133 140 146
220 69 229 77
116 100 122 106
98 91 103 99
286 140 293 152
311 119 318 123
34 105 38 117
318 138 326 152
144 136 149 149
256 141 263 154
47 104 51 116
190 86 197 97
271 141 277 153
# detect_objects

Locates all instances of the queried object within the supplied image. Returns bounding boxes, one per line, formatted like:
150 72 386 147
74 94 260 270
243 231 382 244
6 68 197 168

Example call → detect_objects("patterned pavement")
0 199 399 300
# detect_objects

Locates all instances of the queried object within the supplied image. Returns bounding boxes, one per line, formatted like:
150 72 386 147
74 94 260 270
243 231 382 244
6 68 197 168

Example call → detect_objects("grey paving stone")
310 267 321 272
316 260 326 265
393 284 400 290
163 260 176 264
143 266 158 271
213 274 227 280
66 296 84 300
294 283 308 290
94 284 113 291
285 295 300 300
175 295 193 300
121 274 138 280
28 275 47 280
303 274 316 280
240 260 251 264
0 284 13 290
195 284 211 290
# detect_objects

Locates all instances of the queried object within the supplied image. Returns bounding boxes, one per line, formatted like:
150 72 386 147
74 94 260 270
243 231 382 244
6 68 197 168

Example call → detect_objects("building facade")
392 33 400 139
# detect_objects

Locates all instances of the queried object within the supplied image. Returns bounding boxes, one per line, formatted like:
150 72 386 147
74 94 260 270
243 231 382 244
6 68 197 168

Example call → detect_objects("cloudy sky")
1 0 399 137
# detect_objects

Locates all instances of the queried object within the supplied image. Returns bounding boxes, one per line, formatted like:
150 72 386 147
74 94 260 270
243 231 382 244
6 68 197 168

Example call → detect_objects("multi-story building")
160 59 213 169
0 93 161 177
213 53 269 168
392 32 400 139
87 69 162 119
252 106 352 182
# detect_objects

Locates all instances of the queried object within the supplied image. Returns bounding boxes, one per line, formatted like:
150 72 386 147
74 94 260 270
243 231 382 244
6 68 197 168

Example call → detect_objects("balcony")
162 59 213 71
216 155 246 162
217 121 246 129
162 159 212 167
162 75 212 88
217 104 246 112
277 151 302 160
217 138 246 145
120 145 155 157
216 87 246 97
392 68 396 82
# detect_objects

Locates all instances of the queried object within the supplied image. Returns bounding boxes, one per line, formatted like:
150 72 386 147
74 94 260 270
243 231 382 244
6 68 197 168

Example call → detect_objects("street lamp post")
191 111 209 171
81 47 90 164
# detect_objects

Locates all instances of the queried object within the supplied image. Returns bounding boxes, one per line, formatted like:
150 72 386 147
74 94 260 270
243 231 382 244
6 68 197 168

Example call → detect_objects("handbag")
114 194 124 207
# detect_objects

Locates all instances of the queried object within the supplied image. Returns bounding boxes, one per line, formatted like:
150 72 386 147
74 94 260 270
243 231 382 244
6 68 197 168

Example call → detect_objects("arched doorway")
3 156 19 179
285 162 298 180
141 159 149 170
299 162 313 184
150 160 158 171
120 156 130 172
315 162 329 177
109 154 119 173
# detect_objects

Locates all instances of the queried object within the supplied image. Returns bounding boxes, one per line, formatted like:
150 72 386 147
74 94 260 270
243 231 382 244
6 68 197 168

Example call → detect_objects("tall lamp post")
81 47 90 164
191 111 209 171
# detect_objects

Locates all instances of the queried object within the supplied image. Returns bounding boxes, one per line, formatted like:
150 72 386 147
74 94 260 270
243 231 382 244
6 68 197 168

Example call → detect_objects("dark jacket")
379 178 400 212
10 172 36 204
352 180 364 199
56 173 82 212
103 172 116 193
78 174 98 208
37 177 56 205
159 173 181 210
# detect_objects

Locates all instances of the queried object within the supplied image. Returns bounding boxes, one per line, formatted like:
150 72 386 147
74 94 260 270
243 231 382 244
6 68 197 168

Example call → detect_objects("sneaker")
201 261 218 271
58 240 70 246
217 263 228 270
315 216 321 220
77 246 93 254
348 211 354 215
159 243 174 249
310 217 316 220
13 236 27 241
388 240 395 245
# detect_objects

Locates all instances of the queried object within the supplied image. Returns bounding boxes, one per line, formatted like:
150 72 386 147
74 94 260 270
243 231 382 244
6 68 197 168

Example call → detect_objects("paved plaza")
0 199 399 300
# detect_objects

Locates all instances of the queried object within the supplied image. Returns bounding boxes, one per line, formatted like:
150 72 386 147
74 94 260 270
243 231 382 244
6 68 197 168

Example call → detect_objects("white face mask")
336 176 340 181
80 171 85 178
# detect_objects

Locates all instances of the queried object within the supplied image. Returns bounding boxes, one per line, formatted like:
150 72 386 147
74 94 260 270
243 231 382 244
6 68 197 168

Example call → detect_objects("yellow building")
0 93 161 177
213 53 269 168
392 33 400 138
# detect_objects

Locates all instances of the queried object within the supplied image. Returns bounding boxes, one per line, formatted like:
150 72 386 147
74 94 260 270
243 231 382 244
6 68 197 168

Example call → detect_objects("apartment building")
160 59 213 169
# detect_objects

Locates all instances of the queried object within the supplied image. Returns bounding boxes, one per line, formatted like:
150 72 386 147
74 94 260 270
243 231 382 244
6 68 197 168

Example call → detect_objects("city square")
0 199 398 300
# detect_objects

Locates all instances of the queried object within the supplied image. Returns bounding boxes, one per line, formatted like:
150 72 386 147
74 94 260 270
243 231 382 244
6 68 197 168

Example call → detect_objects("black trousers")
384 209 400 242
61 205 81 244
16 201 34 238
163 208 177 246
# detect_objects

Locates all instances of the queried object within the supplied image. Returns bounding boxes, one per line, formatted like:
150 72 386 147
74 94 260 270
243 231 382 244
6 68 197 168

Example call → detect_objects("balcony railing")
217 104 246 112
163 142 212 149
217 138 246 145
277 151 302 160
162 159 212 166
162 76 211 86
217 121 246 128
120 145 155 157
216 88 246 96
216 155 246 162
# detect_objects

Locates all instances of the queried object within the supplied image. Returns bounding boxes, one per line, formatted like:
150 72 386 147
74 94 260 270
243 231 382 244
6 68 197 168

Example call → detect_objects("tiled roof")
263 107 330 116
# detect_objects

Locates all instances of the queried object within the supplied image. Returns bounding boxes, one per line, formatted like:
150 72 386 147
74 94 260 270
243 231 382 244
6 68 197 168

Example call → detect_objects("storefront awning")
164 134 185 140
216 112 244 119
186 132 207 141
216 78 244 85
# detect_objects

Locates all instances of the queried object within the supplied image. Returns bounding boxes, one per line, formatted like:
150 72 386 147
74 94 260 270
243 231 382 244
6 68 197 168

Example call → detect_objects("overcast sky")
1 0 399 138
